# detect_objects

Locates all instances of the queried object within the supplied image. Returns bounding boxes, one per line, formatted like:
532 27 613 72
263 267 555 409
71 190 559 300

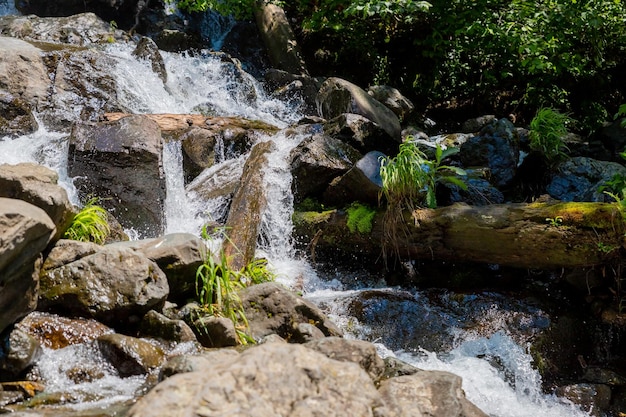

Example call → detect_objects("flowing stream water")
0 7 594 417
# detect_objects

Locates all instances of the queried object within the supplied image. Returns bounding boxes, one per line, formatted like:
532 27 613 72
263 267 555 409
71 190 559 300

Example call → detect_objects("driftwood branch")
294 201 625 269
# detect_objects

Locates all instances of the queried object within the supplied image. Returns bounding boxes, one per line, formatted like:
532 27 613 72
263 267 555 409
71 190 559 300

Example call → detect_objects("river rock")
113 233 206 303
159 350 239 381
554 383 611 417
68 115 166 237
133 36 167 84
0 163 75 240
240 282 342 341
0 13 127 45
264 69 324 115
367 85 415 122
185 156 245 204
192 316 239 348
39 245 169 327
0 198 55 335
378 371 488 417
16 311 112 349
0 92 38 137
317 77 402 141
290 133 362 202
0 328 42 381
323 113 399 154
97 333 165 377
441 177 505 206
461 115 497 134
0 37 49 110
127 341 386 417
305 337 386 381
547 157 626 202
323 151 385 206
139 310 196 343
223 140 274 271
460 118 519 188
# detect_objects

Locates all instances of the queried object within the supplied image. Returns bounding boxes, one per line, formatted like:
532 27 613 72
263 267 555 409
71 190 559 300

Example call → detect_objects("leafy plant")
346 202 376 234
63 198 110 244
545 216 564 228
529 108 573 164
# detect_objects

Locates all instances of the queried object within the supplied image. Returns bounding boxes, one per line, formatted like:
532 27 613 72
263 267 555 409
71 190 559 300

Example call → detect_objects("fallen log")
293 201 625 269
102 112 279 133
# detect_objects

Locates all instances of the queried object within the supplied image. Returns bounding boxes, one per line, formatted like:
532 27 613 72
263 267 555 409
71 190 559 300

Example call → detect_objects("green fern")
63 198 110 244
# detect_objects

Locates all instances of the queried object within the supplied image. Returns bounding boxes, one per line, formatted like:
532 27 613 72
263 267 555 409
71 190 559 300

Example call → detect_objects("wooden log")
293 201 625 269
102 112 279 133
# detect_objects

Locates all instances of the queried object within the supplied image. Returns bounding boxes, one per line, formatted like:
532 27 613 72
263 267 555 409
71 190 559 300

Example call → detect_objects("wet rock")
0 163 75 240
292 323 326 343
322 151 385 206
68 115 166 237
547 157 626 202
264 69 324 114
0 328 42 380
132 37 167 84
323 113 399 155
240 282 342 341
191 316 239 348
139 310 196 343
582 367 626 386
0 198 55 335
554 383 611 416
0 93 38 137
0 37 49 109
17 311 112 349
378 371 488 417
290 133 362 202
381 356 420 380
367 85 415 122
440 177 505 206
317 77 402 141
97 334 165 377
461 115 497 134
159 350 239 380
0 13 128 45
113 233 206 302
127 342 387 417
185 157 244 204
223 140 275 270
305 337 385 381
459 118 519 188
39 245 169 327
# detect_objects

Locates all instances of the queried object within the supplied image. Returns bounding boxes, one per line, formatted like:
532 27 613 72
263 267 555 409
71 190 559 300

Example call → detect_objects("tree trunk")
293 201 625 269
102 113 279 133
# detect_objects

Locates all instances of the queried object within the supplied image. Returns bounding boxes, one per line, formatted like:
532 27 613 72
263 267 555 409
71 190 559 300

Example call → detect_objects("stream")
0 5 594 417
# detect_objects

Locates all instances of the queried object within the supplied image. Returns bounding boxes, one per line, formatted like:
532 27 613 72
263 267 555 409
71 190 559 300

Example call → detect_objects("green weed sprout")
63 198 110 244
529 108 573 164
346 202 376 234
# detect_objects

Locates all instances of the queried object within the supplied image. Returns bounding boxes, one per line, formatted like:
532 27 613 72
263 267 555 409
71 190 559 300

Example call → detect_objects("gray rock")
97 333 165 377
186 156 244 204
0 163 74 240
292 322 326 343
264 69 324 115
305 337 386 381
0 37 49 110
132 37 167 84
39 245 169 326
113 233 206 302
367 85 415 122
547 157 626 202
323 151 385 206
127 342 387 417
159 350 239 381
317 77 402 141
0 328 42 380
240 282 342 341
0 92 38 137
191 316 239 348
461 115 497 134
378 371 488 417
323 113 398 154
139 310 197 343
0 198 55 334
290 133 362 202
68 115 166 237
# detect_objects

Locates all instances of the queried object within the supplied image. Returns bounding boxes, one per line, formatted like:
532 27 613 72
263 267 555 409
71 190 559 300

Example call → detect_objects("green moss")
545 202 622 230
292 210 335 226
346 203 376 234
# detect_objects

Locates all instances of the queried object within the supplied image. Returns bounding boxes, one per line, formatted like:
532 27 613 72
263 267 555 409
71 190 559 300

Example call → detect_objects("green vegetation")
194 229 275 345
545 216 563 228
346 202 376 234
529 108 573 164
63 199 110 244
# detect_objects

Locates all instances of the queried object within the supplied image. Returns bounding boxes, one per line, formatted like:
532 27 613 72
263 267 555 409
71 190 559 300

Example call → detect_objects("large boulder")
240 282 342 341
223 140 274 271
323 151 385 206
39 244 169 327
316 77 402 141
112 233 206 303
0 37 49 109
290 134 362 202
127 342 386 417
0 163 74 240
547 157 626 202
323 113 399 154
68 115 166 237
305 337 386 381
0 198 56 335
132 37 167 84
367 85 415 123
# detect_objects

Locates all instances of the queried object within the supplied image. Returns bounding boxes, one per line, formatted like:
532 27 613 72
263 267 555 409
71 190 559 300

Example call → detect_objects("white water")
0 21 592 417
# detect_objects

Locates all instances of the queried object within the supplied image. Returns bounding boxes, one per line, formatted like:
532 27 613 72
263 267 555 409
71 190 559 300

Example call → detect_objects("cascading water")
0 7 594 416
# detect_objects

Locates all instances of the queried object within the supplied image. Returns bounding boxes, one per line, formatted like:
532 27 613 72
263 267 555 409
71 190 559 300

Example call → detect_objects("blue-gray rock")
547 157 626 202
322 151 385 206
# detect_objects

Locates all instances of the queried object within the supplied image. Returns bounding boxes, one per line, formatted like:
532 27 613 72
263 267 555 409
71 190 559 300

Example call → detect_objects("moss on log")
293 202 625 269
